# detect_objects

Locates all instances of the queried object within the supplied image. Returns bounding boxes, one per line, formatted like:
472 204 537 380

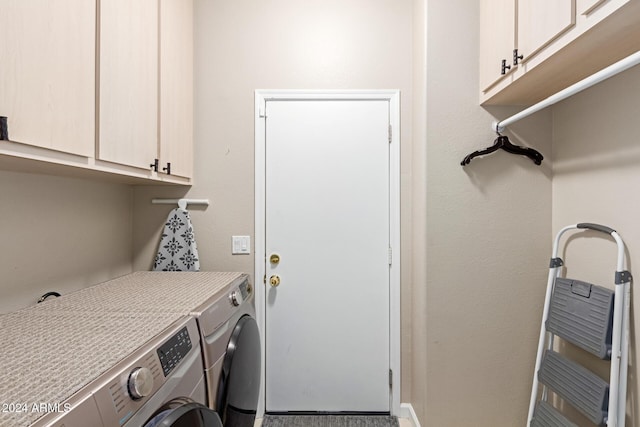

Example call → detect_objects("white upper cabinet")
480 0 575 93
0 0 95 157
98 0 193 180
517 0 576 63
0 1 193 184
160 0 194 179
579 0 608 14
480 0 640 104
98 0 159 171
480 0 516 91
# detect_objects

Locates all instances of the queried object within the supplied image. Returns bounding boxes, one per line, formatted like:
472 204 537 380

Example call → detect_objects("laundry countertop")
36 271 246 315
0 271 247 427
0 308 180 427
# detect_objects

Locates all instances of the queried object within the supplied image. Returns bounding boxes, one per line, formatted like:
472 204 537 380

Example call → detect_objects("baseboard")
399 403 421 427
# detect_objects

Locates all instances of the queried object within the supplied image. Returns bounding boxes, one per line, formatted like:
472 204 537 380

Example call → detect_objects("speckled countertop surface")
38 271 245 314
0 271 246 427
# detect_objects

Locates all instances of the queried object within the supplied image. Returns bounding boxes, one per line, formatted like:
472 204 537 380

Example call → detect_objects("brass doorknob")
270 254 281 265
269 275 281 287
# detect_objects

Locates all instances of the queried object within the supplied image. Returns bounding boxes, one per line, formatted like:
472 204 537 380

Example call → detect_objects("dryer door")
143 398 222 427
216 315 261 427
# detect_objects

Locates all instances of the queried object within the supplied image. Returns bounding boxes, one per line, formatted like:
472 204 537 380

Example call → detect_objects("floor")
254 418 413 427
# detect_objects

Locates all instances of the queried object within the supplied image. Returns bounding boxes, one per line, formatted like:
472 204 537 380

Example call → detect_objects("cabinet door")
578 0 630 21
0 0 95 157
518 0 576 61
98 0 158 170
579 0 607 14
160 0 193 179
479 0 516 91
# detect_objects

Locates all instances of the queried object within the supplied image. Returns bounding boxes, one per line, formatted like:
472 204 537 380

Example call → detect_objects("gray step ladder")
528 224 632 427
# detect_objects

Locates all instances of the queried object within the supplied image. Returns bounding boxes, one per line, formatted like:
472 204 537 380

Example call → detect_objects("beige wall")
7 1 635 426
132 1 554 425
411 0 428 421
421 0 553 425
552 64 640 426
133 0 417 401
0 171 133 313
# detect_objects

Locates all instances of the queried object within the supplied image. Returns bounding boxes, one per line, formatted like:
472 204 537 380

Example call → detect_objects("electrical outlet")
232 236 251 255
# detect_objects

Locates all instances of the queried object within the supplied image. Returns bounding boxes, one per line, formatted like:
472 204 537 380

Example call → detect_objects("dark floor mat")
262 414 399 427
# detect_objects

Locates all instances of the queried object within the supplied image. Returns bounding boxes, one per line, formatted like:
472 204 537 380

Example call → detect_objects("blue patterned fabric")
153 208 200 271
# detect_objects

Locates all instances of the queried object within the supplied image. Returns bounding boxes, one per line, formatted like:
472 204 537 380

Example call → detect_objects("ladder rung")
531 401 578 427
538 350 609 426
546 278 614 359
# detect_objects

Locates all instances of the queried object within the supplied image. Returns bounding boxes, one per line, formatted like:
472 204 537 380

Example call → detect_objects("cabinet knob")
162 162 171 175
150 159 159 172
501 59 511 75
513 49 524 66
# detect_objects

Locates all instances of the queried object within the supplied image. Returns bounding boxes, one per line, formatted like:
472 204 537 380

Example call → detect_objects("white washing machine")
0 306 190 427
189 275 261 427
30 317 223 427
32 272 261 427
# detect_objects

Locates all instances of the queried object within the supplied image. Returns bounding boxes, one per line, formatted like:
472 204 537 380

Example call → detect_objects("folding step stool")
528 223 632 427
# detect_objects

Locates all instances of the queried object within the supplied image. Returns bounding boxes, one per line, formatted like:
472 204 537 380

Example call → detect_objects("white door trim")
254 90 401 416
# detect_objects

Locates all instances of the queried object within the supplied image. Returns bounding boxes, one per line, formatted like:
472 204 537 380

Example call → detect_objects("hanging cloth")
153 208 200 271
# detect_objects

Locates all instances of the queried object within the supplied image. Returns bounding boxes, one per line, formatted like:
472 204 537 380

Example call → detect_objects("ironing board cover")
153 208 200 271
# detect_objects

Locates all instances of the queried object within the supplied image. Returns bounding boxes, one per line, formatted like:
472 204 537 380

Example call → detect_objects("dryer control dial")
230 290 242 307
128 367 153 400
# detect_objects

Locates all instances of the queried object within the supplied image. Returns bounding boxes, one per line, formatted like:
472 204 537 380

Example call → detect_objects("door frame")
254 90 401 417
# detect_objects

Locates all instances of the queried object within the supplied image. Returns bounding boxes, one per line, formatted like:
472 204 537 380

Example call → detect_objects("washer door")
143 397 222 427
216 315 261 427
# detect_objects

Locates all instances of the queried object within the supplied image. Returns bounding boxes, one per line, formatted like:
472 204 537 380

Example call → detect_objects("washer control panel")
239 277 252 299
93 318 200 427
229 277 252 308
157 326 192 377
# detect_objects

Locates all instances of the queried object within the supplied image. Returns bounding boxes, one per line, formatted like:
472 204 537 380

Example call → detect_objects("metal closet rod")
493 50 640 133
151 198 210 208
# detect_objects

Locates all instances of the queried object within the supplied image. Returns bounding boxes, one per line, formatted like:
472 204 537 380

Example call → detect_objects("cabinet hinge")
388 247 392 266
389 369 393 388
259 106 267 119
388 125 392 143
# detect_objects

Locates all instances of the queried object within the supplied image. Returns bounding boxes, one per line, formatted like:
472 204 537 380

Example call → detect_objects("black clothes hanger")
461 134 543 166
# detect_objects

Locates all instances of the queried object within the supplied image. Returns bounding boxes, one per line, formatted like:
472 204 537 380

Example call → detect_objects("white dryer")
34 272 261 427
189 275 260 427
92 317 214 427
0 307 185 427
28 317 222 427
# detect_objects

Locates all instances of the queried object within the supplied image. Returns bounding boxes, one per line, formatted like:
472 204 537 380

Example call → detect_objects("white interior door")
264 97 391 413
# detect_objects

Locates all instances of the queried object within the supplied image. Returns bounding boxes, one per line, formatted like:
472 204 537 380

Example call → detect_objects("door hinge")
389 369 393 388
388 125 392 143
388 247 393 266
